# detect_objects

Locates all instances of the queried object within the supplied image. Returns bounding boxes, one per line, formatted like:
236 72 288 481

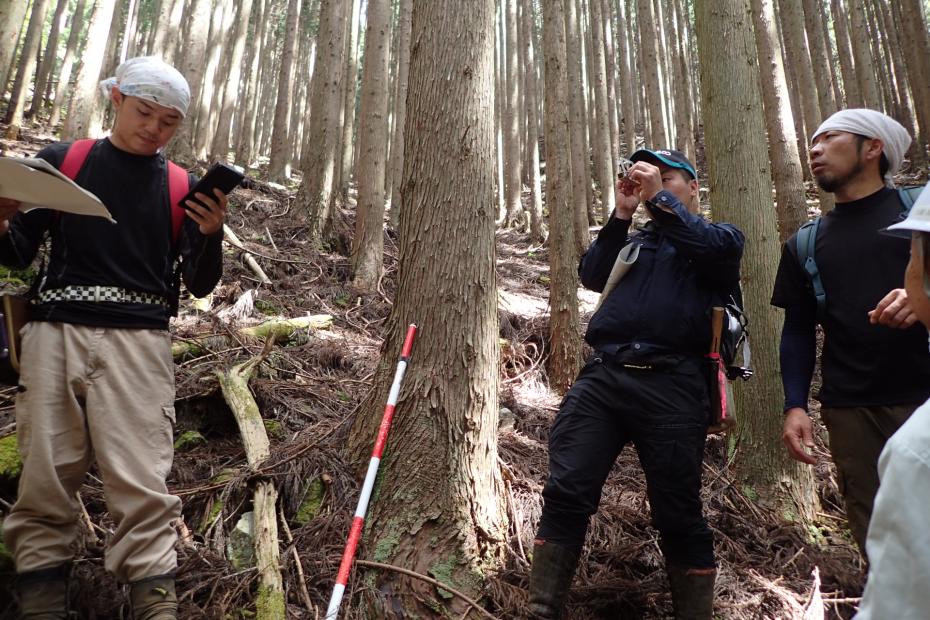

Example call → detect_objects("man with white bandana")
0 56 226 619
771 109 930 558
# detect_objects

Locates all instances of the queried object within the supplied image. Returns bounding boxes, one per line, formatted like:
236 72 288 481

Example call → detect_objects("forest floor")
2 126 913 619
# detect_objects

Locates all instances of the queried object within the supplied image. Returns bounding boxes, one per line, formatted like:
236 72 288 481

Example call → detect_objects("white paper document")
0 157 116 222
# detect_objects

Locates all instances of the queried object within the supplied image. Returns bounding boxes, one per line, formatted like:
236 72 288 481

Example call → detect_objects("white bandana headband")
99 56 191 117
811 108 912 187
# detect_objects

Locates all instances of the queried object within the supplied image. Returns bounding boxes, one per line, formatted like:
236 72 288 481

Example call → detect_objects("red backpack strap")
60 139 97 180
166 160 188 245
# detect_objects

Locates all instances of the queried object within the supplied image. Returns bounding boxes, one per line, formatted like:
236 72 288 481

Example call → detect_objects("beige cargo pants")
2 321 180 583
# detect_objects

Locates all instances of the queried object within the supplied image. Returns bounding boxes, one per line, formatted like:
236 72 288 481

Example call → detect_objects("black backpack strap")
796 217 825 322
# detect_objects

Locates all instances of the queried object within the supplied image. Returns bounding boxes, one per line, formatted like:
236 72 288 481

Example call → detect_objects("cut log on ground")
173 314 333 359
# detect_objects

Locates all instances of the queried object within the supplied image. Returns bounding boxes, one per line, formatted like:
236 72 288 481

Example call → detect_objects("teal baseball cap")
630 148 697 179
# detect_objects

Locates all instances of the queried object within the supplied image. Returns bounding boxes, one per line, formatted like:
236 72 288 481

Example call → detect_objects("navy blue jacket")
581 190 744 359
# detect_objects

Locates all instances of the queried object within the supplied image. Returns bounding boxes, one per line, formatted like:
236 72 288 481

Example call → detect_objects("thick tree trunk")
268 0 303 181
587 0 615 222
193 0 234 160
544 0 582 393
351 0 391 291
233 0 266 167
846 0 881 110
61 0 117 141
345 2 505 616
164 0 211 165
564 0 591 255
209 0 253 164
830 0 860 107
695 0 817 523
387 0 412 229
4 0 51 138
750 0 807 243
149 0 184 64
0 0 30 97
636 0 666 147
295 0 348 244
28 0 69 119
522 0 544 243
48 0 88 128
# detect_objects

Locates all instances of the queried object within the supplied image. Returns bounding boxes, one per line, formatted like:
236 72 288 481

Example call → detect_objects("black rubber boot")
16 564 69 619
667 565 716 620
527 540 581 619
129 575 178 620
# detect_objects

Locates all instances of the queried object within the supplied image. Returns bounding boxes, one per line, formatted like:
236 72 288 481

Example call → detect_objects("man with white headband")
770 108 930 558
0 56 227 618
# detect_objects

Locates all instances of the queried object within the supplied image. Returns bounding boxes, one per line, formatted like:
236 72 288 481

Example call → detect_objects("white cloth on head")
812 109 912 187
99 56 191 117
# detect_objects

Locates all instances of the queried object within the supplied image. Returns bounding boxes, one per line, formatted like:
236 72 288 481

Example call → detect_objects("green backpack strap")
796 217 825 322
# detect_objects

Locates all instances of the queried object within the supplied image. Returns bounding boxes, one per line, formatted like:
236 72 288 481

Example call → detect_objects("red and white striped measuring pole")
326 323 418 620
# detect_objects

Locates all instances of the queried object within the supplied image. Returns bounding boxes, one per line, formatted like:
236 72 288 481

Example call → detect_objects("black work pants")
536 354 715 569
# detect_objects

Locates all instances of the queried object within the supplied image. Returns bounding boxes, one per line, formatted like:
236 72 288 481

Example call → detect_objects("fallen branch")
217 337 284 620
172 314 333 359
354 559 501 620
224 224 271 284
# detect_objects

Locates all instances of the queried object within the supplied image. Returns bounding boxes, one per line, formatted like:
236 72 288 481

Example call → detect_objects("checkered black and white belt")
38 285 168 307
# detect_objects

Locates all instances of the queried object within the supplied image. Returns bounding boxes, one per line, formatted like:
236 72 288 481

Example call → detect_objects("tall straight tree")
636 0 666 147
62 0 117 141
345 1 505 615
234 0 267 166
28 0 70 118
296 0 348 243
351 0 392 291
166 0 211 164
209 0 253 163
614 0 637 153
521 0 544 243
268 0 303 182
0 0 31 97
695 0 816 522
336 0 361 199
801 0 837 118
892 0 930 162
49 0 88 128
149 0 184 63
3 0 51 138
544 0 582 392
388 0 413 228
750 0 807 242
830 0 860 107
503 0 523 226
667 0 695 162
564 0 591 255
846 0 881 110
587 0 615 221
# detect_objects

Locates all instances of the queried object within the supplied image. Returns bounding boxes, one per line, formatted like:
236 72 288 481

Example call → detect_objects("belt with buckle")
38 285 168 307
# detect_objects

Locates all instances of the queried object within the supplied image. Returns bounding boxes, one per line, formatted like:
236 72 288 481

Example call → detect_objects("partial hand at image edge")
0 157 116 223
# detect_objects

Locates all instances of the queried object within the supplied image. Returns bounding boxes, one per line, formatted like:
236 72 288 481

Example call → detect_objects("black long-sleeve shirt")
0 139 223 330
580 190 744 359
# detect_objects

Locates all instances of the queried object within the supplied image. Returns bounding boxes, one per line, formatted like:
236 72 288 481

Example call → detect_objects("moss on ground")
0 435 22 480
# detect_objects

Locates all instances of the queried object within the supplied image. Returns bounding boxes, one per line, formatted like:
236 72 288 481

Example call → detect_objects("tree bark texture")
830 0 860 107
892 0 930 162
351 0 392 291
522 0 545 243
28 0 70 118
503 0 523 226
388 0 412 228
336 0 361 198
846 0 881 110
801 0 837 118
750 0 807 243
668 0 695 163
695 0 816 523
210 0 254 164
61 0 117 141
544 0 583 393
614 0 637 153
234 0 267 166
165 0 211 164
346 1 506 615
149 0 184 64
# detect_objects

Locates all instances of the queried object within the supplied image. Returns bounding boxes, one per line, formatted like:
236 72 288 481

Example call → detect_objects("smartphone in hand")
179 163 244 211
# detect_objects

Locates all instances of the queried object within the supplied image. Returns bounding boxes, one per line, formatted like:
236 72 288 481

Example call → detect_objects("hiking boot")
667 565 716 620
527 540 581 619
16 564 69 619
129 576 177 620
